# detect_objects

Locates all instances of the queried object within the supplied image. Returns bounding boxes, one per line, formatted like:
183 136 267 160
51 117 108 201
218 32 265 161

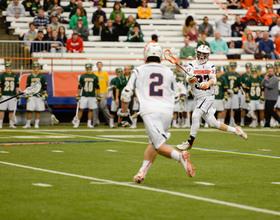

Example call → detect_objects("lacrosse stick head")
24 81 42 96
51 114 59 125
164 49 178 65
12 115 17 124
72 116 79 125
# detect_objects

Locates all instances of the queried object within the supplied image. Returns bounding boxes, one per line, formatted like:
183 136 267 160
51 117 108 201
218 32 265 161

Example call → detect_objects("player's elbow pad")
121 87 133 102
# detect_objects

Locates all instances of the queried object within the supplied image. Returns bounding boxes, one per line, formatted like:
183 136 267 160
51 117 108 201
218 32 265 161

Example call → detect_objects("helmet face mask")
229 61 237 72
5 62 12 73
215 65 221 76
251 66 258 78
32 62 40 74
245 62 252 73
196 45 210 65
115 68 123 76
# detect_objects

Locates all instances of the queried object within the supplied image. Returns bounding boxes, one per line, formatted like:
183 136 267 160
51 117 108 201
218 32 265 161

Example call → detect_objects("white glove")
187 73 197 84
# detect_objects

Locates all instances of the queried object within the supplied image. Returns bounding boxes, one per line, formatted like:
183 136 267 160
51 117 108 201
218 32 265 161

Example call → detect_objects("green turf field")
0 125 280 220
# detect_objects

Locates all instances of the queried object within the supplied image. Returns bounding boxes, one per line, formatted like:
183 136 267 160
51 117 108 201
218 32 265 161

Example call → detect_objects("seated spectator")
198 16 214 37
93 15 105 36
274 31 280 56
110 2 125 23
70 8 88 29
258 31 279 59
182 15 194 37
231 15 246 37
69 0 87 18
101 19 119 41
49 15 60 31
255 30 263 42
180 37 195 59
58 26 67 46
113 14 126 36
30 0 42 17
126 24 144 42
121 0 141 8
50 29 66 53
227 0 240 9
269 15 278 32
44 25 52 40
240 0 254 9
210 31 229 54
242 0 265 25
73 17 89 41
6 0 25 34
30 30 47 53
186 22 200 43
23 22 37 58
66 31 84 53
63 0 76 13
197 32 210 48
243 33 258 54
92 2 107 24
22 0 33 13
241 27 253 44
125 15 140 33
34 9 49 30
259 0 273 9
137 0 152 19
157 0 162 8
270 18 280 39
160 0 179 19
260 7 280 26
54 6 69 24
215 14 231 37
48 0 61 16
175 0 189 9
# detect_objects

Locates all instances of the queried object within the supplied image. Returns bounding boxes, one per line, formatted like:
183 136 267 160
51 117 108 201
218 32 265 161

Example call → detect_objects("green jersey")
176 72 185 83
110 76 120 100
223 71 241 93
275 72 280 95
0 72 19 96
117 74 130 93
214 75 228 100
246 75 263 100
26 73 46 97
79 73 99 97
240 72 250 90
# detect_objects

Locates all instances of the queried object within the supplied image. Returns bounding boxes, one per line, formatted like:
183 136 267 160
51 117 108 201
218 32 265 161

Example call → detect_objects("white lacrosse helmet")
196 45 211 65
143 42 163 62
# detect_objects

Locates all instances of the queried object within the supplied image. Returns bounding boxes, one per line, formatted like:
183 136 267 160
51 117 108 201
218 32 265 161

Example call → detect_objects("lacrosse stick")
0 81 41 104
45 101 59 125
72 101 80 125
11 99 18 124
164 49 200 88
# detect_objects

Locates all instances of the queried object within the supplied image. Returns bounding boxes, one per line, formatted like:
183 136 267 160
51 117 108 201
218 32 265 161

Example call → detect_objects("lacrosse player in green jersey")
272 61 280 127
23 61 47 129
74 63 100 128
0 61 19 129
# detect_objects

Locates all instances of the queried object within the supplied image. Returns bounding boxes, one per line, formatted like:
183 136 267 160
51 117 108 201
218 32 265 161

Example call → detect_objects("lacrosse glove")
76 95 81 102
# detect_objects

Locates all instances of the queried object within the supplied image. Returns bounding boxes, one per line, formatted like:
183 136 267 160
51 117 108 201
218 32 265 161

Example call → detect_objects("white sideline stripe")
100 135 147 138
106 149 118 152
271 182 280 185
0 151 9 153
1 161 280 216
32 183 52 187
259 149 272 152
195 182 215 186
52 150 64 153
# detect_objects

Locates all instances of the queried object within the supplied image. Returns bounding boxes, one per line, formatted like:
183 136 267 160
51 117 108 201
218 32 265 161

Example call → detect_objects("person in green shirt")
69 8 88 29
23 61 47 129
126 24 144 42
109 2 125 23
0 61 19 129
196 32 210 48
179 37 196 59
74 63 100 128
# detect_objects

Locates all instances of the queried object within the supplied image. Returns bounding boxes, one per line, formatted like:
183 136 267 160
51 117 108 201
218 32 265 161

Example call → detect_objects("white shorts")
111 100 118 112
184 99 195 112
142 113 172 149
240 93 247 109
213 99 225 112
132 97 139 111
195 95 214 114
225 94 239 109
79 97 98 110
0 96 17 111
250 100 264 111
27 96 45 112
275 96 280 108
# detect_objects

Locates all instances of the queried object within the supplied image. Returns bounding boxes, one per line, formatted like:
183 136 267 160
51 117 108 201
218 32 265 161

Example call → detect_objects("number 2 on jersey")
149 73 163 96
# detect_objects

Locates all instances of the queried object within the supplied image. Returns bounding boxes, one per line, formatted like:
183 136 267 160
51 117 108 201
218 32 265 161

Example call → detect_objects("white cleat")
177 141 193 151
130 124 137 129
172 123 180 128
87 124 94 128
9 125 17 129
133 171 146 184
240 122 245 127
73 124 79 128
204 122 209 128
181 123 190 128
235 126 248 140
109 123 115 128
34 124 39 129
179 151 195 177
23 124 31 129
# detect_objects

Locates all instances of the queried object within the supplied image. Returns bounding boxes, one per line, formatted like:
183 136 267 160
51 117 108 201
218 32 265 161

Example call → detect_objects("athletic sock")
241 117 245 124
26 120 31 126
0 120 3 128
171 150 180 161
227 126 236 133
9 120 13 126
87 120 92 125
139 160 152 174
188 135 195 145
110 118 114 124
35 119 40 126
133 118 137 126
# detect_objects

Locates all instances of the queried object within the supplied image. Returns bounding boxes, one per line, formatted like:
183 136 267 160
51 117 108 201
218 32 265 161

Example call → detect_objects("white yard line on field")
32 183 52 187
0 161 280 216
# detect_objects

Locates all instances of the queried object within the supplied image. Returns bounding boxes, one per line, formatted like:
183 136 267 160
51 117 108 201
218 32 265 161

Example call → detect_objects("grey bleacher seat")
209 54 228 59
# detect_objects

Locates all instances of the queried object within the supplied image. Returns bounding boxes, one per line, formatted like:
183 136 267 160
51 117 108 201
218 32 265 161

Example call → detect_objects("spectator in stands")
231 15 246 37
270 18 280 39
113 14 126 36
49 15 61 31
198 16 213 37
216 14 231 37
93 15 105 36
6 0 25 34
240 0 254 9
70 8 88 29
260 7 279 26
258 31 279 59
124 15 140 34
30 0 42 17
48 0 60 16
210 31 229 55
69 0 87 18
58 26 67 46
54 6 69 24
186 22 200 43
126 23 144 42
182 15 194 37
63 0 76 12
175 0 189 9
101 19 119 41
92 2 107 24
22 0 33 13
242 0 265 25
66 31 84 53
30 30 47 53
24 22 37 58
227 0 241 9
274 31 280 56
259 0 273 9
93 0 107 7
243 33 258 54
43 0 52 11
255 30 263 42
197 32 210 48
73 17 89 41
110 2 125 23
44 26 52 40
160 0 179 19
151 34 158 43
179 37 196 59
121 0 141 8
269 15 278 32
137 0 152 19
50 30 66 53
34 9 50 30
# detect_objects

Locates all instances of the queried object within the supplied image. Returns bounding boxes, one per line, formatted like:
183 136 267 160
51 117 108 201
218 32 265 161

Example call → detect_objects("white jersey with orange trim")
185 60 216 100
126 62 177 116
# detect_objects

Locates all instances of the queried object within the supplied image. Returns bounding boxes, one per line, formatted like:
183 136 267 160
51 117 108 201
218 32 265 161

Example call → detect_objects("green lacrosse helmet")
223 65 229 72
245 62 252 68
129 65 134 70
171 67 178 73
32 61 40 68
266 63 274 69
115 67 123 73
274 61 280 67
256 65 262 71
5 61 12 67
251 66 257 73
85 63 93 69
229 61 237 67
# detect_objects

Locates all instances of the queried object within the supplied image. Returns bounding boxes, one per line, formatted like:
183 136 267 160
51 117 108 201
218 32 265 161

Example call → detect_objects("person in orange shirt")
259 0 273 9
260 7 280 26
137 0 151 19
240 0 254 9
274 31 280 55
242 0 265 25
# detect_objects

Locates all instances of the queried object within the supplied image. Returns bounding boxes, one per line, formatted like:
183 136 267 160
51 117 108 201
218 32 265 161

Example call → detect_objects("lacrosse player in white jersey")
177 45 247 151
118 42 195 183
